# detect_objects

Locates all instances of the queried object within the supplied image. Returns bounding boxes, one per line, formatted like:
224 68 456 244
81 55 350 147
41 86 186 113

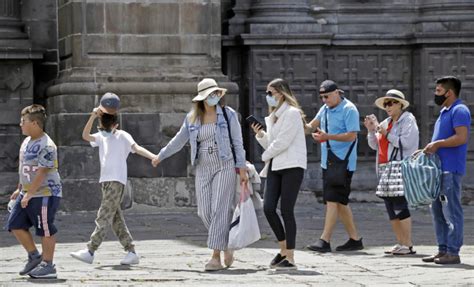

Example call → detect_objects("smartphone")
246 115 265 129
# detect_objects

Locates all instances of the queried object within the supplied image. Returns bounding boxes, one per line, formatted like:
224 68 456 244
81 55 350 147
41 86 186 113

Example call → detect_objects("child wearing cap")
70 93 156 265
6 104 62 279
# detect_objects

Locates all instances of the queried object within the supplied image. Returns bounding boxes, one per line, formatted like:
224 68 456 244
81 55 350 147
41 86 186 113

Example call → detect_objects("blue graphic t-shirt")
19 133 62 197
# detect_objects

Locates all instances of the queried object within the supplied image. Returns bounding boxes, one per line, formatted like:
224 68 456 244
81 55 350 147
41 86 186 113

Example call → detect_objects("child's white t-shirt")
90 130 136 185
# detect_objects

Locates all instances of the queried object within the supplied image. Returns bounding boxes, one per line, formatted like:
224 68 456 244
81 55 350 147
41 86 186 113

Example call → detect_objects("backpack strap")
222 105 236 164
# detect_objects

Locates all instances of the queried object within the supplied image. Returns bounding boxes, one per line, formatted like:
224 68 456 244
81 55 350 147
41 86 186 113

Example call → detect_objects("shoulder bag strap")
324 108 331 150
222 106 236 164
326 106 356 159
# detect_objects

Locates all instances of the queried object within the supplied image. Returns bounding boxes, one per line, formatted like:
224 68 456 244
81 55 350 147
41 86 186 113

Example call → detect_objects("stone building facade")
0 0 473 210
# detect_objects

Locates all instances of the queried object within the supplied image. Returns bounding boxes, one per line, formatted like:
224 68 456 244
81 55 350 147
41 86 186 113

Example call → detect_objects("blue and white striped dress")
195 123 236 250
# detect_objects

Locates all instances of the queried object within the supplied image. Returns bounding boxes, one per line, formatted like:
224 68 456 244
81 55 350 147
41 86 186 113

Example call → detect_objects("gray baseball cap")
99 92 120 114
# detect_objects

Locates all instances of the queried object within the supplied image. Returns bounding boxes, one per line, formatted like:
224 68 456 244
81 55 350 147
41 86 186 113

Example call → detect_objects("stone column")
224 0 325 190
0 0 42 206
47 0 238 211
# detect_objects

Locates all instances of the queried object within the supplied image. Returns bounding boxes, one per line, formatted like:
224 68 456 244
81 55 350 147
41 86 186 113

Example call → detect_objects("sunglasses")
319 94 329 100
266 91 273 96
383 100 399 108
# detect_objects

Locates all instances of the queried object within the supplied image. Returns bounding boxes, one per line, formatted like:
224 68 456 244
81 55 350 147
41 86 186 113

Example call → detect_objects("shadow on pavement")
26 278 67 284
206 268 260 275
95 264 132 271
411 263 474 270
327 251 371 256
267 269 321 276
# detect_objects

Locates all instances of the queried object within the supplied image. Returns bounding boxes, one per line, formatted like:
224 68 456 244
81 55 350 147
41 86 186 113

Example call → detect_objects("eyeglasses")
208 91 219 98
383 100 399 108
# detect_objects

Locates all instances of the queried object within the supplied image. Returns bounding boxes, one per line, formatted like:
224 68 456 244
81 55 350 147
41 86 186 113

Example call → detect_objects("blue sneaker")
19 255 42 276
28 262 57 279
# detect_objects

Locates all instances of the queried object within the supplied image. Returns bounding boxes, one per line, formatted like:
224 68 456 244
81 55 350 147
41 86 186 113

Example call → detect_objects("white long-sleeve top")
256 102 307 177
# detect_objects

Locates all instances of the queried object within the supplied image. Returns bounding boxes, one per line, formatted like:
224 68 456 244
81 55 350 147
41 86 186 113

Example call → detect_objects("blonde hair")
268 78 307 125
190 101 205 123
21 104 47 129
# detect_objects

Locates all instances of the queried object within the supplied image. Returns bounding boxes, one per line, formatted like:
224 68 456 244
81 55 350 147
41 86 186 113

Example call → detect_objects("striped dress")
195 123 236 250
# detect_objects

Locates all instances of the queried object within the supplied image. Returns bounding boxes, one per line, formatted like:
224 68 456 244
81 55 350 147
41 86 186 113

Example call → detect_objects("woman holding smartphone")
250 78 307 270
364 89 419 255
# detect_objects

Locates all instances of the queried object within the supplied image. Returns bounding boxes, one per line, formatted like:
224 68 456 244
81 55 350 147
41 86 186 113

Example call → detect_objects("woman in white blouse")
251 78 307 270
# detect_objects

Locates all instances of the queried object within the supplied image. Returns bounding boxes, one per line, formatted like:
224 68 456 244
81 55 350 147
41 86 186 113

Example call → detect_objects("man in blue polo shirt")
305 80 363 253
423 76 471 265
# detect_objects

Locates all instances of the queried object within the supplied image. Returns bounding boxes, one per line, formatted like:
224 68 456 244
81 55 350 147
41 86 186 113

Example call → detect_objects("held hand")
20 193 31 208
239 169 249 185
10 189 20 200
250 123 264 137
92 107 103 118
364 116 377 132
151 155 161 167
312 128 328 143
423 141 439 154
376 125 387 136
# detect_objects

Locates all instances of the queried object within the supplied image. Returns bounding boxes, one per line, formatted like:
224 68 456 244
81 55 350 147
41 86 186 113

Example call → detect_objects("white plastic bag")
228 182 261 250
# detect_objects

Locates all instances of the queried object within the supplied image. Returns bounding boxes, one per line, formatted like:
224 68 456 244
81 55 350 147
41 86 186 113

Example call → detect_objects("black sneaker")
269 253 286 268
336 238 364 251
307 239 331 253
274 259 297 270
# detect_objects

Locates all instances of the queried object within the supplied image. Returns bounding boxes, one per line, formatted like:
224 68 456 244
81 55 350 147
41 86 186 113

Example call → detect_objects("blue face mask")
266 95 278 107
99 129 113 138
205 93 220 106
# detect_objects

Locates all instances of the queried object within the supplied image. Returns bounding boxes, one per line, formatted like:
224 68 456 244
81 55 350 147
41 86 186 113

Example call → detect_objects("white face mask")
205 93 220 106
266 95 278 107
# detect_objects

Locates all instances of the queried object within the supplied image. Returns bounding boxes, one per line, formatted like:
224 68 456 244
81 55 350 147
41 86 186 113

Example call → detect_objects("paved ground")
1 193 473 286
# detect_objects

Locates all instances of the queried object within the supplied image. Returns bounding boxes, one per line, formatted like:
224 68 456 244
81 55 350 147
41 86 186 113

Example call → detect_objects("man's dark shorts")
322 169 354 205
6 194 60 237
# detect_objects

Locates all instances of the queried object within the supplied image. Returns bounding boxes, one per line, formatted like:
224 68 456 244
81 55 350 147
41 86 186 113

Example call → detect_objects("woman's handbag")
401 150 442 207
228 182 261 250
376 141 404 199
323 109 356 187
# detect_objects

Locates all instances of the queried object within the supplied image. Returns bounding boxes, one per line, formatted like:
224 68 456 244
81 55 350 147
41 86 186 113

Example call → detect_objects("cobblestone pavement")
1 193 473 286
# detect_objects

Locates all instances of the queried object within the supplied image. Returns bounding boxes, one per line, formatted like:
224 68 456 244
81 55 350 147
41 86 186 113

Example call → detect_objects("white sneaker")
120 252 139 265
70 249 94 264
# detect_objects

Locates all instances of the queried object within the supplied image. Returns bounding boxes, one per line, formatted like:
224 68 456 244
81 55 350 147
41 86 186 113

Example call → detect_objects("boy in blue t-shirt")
6 104 62 279
422 76 471 265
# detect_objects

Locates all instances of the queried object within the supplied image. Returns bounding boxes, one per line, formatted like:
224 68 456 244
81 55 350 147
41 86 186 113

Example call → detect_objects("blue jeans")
430 172 463 255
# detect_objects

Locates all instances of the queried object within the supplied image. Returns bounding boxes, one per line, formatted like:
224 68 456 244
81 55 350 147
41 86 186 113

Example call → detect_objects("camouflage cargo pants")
87 181 135 252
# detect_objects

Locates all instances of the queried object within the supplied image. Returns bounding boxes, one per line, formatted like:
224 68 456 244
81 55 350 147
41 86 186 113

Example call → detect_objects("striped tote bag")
401 150 442 207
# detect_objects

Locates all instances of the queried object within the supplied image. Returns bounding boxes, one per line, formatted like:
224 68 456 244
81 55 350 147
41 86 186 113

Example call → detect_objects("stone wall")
46 0 237 211
223 0 474 203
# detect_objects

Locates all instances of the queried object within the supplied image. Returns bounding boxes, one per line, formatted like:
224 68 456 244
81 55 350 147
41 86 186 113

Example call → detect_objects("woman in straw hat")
153 78 248 271
364 89 419 255
250 78 307 270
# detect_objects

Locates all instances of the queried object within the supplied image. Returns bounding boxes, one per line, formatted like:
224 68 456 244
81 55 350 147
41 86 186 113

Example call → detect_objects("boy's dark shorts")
322 169 354 205
6 194 60 237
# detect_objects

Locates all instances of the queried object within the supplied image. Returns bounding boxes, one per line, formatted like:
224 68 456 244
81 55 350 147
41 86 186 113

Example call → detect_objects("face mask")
99 130 113 138
205 93 220 106
266 95 278 107
434 91 448 106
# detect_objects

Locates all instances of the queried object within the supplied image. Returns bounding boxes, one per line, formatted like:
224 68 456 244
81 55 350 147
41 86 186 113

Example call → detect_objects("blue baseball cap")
99 92 120 114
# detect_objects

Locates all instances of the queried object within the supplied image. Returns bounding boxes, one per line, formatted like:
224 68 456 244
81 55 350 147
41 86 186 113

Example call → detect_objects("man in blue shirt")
423 76 471 265
305 80 363 253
